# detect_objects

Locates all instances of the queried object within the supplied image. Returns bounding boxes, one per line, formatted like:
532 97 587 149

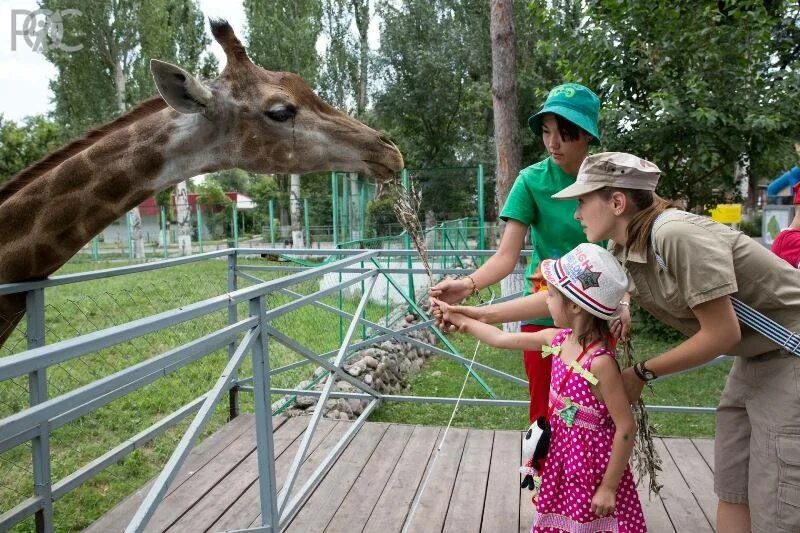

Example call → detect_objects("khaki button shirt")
611 210 800 357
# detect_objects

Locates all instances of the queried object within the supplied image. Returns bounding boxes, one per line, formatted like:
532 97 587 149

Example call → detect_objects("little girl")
433 242 646 532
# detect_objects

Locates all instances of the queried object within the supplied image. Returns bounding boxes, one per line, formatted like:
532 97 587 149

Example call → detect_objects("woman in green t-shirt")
429 83 632 424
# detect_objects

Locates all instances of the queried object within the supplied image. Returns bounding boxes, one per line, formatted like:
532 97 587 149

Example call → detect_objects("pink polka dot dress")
532 329 646 533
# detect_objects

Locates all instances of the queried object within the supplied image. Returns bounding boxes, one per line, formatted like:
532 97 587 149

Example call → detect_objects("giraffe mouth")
364 161 400 181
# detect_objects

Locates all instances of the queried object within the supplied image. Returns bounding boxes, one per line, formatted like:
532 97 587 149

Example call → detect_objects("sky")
0 0 247 122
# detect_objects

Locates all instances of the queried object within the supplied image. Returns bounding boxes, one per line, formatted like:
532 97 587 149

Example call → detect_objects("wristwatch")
633 361 658 382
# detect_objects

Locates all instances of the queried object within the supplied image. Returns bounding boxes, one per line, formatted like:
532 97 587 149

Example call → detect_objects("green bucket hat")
528 83 601 145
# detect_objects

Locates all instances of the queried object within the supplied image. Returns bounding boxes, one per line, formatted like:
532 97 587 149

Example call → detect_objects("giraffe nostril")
378 134 394 146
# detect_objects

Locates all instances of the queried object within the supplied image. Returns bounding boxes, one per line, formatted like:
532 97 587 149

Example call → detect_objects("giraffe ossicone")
0 19 404 348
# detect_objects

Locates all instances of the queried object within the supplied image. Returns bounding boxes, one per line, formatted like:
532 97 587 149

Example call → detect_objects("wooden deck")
87 414 718 532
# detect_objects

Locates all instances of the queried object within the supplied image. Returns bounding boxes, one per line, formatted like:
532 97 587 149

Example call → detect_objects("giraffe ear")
150 59 212 114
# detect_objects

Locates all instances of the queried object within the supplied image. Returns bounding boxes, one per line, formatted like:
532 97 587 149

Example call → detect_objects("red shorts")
521 323 552 423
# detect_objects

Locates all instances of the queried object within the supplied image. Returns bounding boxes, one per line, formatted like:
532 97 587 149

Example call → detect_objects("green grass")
0 259 728 531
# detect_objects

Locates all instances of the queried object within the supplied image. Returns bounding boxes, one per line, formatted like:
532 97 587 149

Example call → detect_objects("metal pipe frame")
0 247 724 533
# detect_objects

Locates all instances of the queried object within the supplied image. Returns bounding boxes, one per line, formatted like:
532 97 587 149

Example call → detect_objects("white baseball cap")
540 243 629 320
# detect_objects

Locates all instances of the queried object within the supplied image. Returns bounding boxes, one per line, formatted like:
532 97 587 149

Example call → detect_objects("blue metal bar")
228 252 239 420
249 296 279 531
126 325 260 533
26 288 52 533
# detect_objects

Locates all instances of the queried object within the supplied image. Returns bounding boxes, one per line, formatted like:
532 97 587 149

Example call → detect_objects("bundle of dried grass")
619 337 663 497
391 179 432 281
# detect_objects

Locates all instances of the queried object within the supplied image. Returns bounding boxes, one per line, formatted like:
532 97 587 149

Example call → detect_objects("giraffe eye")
265 105 297 122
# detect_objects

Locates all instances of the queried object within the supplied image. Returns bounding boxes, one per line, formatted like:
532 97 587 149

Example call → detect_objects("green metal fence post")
91 235 100 261
359 177 366 240
126 211 133 259
268 200 275 246
303 198 310 247
160 205 168 258
402 169 415 307
331 172 339 247
196 205 204 253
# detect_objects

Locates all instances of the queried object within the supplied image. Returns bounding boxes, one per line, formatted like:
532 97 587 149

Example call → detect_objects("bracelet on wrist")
466 275 478 295
619 300 630 307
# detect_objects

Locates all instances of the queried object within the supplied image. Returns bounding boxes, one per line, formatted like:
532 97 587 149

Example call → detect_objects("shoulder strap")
648 211 800 356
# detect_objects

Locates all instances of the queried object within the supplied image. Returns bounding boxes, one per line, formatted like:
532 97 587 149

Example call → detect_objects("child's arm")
589 355 637 518
433 298 558 350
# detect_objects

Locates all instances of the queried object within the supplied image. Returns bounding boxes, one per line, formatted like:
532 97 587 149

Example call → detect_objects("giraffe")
0 20 403 349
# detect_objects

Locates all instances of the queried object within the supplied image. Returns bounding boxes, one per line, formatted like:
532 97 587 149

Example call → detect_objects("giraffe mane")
0 96 168 207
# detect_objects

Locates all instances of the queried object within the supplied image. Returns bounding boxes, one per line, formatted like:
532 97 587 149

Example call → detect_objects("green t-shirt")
499 157 594 326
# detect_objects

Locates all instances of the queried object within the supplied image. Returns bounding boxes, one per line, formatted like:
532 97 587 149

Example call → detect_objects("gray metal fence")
0 248 723 532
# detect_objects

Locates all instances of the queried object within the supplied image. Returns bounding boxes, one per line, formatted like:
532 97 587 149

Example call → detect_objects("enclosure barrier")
0 248 726 532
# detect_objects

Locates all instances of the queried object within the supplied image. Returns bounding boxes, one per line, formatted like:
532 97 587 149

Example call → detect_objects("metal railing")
0 247 724 532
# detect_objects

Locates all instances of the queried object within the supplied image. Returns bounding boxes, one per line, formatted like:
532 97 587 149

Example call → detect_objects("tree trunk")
352 0 370 116
734 154 751 211
175 181 192 255
290 174 304 248
490 0 524 333
349 173 360 239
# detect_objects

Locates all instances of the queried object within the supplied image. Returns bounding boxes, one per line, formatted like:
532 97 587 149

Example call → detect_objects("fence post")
196 205 204 253
227 251 239 419
303 198 311 247
331 172 339 247
126 211 134 260
477 164 485 260
402 169 415 306
268 200 276 246
91 235 100 261
232 204 239 247
160 205 168 258
26 289 53 533
359 178 366 240
249 296 279 530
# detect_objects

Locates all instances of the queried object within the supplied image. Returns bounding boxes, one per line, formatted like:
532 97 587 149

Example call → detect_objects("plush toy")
520 416 551 491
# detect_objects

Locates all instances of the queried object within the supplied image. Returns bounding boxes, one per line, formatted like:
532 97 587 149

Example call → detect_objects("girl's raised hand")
590 484 616 518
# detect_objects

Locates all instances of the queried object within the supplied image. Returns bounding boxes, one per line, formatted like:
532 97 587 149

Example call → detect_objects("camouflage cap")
552 152 661 199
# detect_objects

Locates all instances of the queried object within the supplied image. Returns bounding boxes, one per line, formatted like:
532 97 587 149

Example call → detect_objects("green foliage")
546 0 800 208
244 0 323 84
739 213 763 237
41 0 208 136
0 114 64 185
366 195 400 237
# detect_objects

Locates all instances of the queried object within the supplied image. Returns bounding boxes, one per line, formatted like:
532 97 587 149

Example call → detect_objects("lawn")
0 256 727 532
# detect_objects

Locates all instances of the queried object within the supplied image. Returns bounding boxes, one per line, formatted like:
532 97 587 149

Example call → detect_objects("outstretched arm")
435 291 550 328
434 298 557 350
429 220 528 304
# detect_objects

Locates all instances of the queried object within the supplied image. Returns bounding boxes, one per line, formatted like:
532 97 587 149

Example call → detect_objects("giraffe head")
149 19 403 180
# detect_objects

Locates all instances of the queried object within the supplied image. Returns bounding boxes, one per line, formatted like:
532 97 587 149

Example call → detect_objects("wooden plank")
482 430 521 533
84 413 263 533
637 481 675 532
362 425 441 533
247 419 353 527
442 429 494 533
166 415 314 532
285 422 389 532
692 438 715 473
324 424 414 532
206 417 338 532
518 430 535 533
653 438 713 532
663 438 717 530
400 427 468 533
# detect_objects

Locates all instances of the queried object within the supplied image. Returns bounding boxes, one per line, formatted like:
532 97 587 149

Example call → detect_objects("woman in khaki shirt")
439 152 800 533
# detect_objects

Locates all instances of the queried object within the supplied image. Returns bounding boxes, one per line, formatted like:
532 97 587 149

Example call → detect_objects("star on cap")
575 267 601 289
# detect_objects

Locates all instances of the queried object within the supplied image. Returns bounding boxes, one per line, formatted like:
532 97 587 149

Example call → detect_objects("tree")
245 0 323 247
41 0 209 256
0 115 63 185
542 0 800 209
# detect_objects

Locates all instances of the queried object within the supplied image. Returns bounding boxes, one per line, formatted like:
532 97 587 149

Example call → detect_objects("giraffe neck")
0 109 231 282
